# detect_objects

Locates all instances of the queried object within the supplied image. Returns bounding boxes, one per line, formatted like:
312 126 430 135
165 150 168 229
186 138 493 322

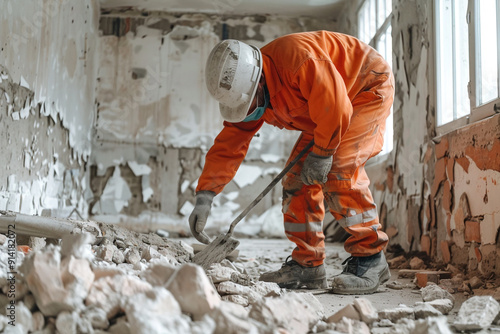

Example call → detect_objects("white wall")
0 0 100 217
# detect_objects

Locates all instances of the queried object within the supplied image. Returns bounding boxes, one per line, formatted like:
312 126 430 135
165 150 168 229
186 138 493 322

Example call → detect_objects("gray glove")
188 191 215 244
300 152 333 185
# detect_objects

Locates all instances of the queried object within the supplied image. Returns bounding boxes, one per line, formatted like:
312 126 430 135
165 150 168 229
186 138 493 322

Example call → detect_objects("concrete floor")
210 238 470 320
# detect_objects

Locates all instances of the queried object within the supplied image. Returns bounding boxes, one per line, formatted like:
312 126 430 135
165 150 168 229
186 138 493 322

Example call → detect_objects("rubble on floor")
1 224 500 333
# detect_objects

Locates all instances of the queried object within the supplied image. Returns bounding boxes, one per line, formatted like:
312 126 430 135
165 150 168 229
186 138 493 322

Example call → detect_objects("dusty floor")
184 237 473 324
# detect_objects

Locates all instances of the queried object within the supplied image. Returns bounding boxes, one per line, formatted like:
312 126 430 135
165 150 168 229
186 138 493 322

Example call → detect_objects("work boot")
330 251 390 295
259 257 328 289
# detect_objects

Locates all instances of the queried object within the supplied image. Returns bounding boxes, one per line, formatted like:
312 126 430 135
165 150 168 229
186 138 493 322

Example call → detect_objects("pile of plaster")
1 222 500 333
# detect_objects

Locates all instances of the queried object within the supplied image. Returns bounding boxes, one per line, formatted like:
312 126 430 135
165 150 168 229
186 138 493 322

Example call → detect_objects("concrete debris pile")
0 229 329 334
2 223 500 334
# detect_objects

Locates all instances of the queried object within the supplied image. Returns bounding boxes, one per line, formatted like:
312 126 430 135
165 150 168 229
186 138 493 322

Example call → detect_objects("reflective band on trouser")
336 208 379 228
281 135 326 267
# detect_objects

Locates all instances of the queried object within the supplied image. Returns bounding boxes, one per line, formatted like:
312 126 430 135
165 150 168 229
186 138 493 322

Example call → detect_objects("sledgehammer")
192 139 314 270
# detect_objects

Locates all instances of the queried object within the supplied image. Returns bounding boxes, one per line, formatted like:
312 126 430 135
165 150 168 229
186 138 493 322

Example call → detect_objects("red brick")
386 166 394 192
421 235 431 255
435 137 449 159
474 246 482 263
465 220 481 243
415 271 452 288
440 240 451 264
456 156 470 173
431 158 448 197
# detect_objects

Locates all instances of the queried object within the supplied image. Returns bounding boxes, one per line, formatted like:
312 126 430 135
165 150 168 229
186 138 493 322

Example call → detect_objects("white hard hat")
205 39 263 123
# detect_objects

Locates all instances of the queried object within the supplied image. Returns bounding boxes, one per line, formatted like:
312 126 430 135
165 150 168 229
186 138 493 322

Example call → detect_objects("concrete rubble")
1 226 500 333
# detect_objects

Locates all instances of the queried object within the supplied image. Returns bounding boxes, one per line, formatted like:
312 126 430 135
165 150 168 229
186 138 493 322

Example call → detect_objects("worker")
189 31 394 295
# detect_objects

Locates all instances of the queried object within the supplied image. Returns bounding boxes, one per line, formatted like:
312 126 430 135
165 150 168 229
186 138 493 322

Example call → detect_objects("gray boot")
259 257 328 289
330 251 390 295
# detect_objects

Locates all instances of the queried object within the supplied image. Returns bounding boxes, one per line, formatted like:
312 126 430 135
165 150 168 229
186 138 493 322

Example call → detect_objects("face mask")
243 85 269 122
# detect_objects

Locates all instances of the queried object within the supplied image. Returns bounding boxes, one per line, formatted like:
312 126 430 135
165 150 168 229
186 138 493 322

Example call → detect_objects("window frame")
435 0 500 135
357 0 394 160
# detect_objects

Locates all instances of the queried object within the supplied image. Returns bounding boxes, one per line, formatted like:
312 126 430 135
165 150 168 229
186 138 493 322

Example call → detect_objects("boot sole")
330 266 391 295
279 277 328 290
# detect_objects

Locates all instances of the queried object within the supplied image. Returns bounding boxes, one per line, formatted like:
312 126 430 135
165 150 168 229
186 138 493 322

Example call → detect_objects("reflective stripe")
284 221 323 233
337 207 378 228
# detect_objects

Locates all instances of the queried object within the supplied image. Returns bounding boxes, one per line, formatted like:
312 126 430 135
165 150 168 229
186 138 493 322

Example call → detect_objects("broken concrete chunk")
326 303 361 323
86 275 152 319
82 306 109 329
413 303 442 319
412 316 454 334
19 245 73 316
210 306 260 334
421 284 454 304
378 306 415 322
206 263 239 283
60 256 95 308
221 294 249 307
250 281 282 297
296 292 325 320
124 287 190 334
419 298 453 315
124 248 141 265
11 302 33 334
61 233 94 260
190 315 217 334
249 292 321 334
335 317 370 334
55 311 78 334
139 261 176 286
31 311 45 332
468 276 483 289
217 281 252 295
141 246 161 261
453 296 500 331
353 298 378 324
165 263 221 321
23 294 36 311
112 249 125 264
109 320 131 334
95 244 116 262
218 300 249 319
0 234 7 245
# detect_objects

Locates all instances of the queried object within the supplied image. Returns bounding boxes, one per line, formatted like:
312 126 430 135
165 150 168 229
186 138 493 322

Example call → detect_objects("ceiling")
99 0 347 19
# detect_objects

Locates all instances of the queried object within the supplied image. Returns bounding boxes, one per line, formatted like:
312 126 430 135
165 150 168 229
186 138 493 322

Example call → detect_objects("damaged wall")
91 10 338 235
0 0 100 218
340 0 500 277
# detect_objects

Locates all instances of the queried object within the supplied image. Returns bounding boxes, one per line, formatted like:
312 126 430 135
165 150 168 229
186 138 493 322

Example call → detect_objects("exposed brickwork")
465 220 481 243
440 240 451 264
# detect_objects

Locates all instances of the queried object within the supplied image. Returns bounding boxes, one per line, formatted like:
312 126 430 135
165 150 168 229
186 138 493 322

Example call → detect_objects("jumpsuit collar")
261 54 283 102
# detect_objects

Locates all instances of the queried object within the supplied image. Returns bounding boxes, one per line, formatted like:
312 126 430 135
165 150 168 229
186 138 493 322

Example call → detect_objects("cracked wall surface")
0 0 100 218
341 0 500 277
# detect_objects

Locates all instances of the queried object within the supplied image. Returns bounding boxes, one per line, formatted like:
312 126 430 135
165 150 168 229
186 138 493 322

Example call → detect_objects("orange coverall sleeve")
195 119 264 194
294 58 353 157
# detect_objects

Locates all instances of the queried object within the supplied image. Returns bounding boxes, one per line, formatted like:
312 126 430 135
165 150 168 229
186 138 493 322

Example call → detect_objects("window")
436 0 500 131
358 0 393 155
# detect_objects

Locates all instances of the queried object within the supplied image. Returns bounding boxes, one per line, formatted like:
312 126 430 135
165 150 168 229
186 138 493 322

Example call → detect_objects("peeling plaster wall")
0 0 99 217
339 0 500 277
91 11 338 233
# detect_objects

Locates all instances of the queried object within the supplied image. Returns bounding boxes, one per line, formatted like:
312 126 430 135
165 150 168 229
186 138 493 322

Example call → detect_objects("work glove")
188 191 215 244
300 152 333 185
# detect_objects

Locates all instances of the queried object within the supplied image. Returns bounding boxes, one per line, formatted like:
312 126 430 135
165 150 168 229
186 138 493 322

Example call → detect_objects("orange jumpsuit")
197 31 395 267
